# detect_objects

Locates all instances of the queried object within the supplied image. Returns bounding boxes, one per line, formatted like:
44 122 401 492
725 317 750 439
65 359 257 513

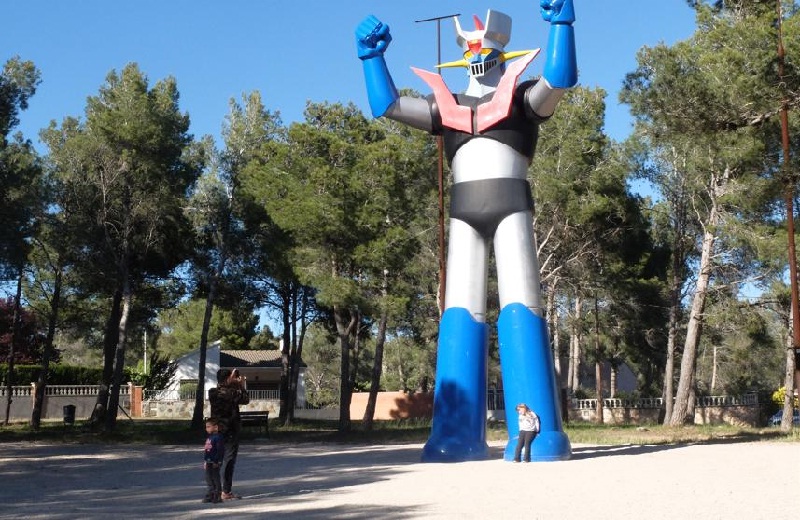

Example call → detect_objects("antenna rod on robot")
415 13 460 317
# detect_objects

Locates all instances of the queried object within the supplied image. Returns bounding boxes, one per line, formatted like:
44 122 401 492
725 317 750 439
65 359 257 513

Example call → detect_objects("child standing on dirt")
203 417 225 503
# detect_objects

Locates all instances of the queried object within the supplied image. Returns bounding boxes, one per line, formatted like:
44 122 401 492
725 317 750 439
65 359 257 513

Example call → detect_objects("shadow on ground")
0 442 429 519
571 443 683 459
569 429 791 460
3 432 794 519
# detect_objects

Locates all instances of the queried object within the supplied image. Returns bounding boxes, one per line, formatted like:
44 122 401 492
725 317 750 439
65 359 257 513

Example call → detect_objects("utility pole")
776 0 800 391
415 13 459 317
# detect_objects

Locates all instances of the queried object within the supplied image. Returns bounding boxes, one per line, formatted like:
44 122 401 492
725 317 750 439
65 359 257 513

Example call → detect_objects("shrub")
772 386 799 408
0 364 104 385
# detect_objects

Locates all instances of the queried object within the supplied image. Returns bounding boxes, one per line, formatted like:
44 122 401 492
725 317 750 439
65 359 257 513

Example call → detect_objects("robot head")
438 10 533 79
454 10 511 78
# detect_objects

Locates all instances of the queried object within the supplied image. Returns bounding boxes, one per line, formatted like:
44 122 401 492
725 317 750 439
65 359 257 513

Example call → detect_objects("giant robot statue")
356 0 577 462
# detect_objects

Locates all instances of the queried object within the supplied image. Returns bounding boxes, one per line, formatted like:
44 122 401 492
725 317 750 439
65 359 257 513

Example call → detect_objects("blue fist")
356 15 392 60
541 0 575 24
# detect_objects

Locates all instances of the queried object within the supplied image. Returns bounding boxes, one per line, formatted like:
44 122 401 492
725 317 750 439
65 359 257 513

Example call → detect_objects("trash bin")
63 404 76 426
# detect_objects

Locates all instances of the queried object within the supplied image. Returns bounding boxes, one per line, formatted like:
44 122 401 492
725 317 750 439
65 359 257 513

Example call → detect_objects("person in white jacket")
513 403 540 463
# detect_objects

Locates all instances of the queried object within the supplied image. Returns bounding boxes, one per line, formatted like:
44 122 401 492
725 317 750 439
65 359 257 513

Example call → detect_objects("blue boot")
498 303 571 461
422 307 490 462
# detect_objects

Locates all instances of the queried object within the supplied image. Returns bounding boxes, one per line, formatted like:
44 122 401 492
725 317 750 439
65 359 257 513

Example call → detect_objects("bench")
240 410 269 436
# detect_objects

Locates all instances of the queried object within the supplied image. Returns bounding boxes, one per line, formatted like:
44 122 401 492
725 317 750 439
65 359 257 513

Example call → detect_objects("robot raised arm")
355 16 397 117
525 0 577 118
356 15 434 132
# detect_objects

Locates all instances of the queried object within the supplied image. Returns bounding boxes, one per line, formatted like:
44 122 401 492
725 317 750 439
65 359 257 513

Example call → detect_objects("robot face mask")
464 46 502 78
454 10 511 78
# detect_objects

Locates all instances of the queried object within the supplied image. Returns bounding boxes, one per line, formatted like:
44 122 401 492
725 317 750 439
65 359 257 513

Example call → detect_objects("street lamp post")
415 13 459 317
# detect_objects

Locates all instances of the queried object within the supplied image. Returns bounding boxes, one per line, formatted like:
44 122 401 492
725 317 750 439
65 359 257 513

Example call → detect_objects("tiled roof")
220 349 283 368
218 349 307 369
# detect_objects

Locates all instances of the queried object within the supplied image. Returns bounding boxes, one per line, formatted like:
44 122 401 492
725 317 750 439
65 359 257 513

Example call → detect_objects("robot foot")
422 436 489 463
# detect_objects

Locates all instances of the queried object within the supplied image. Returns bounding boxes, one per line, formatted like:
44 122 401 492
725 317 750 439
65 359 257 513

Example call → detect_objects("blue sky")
3 1 697 151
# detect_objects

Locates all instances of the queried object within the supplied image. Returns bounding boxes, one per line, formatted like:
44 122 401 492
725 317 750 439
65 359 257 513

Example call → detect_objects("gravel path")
1 439 798 519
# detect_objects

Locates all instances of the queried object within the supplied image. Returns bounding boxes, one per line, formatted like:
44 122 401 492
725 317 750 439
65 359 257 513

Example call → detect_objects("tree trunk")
671 224 714 426
287 285 309 426
286 285 299 425
548 278 562 384
4 264 23 426
278 283 292 424
91 289 122 425
610 364 617 399
105 273 133 431
191 269 220 431
566 319 574 395
363 269 390 430
781 313 796 432
569 336 578 391
397 338 408 392
710 345 718 392
687 376 696 422
31 268 62 430
661 146 692 425
349 312 363 399
334 304 356 432
594 297 603 424
287 311 308 427
671 165 727 426
570 295 583 393
363 308 389 431
663 259 683 424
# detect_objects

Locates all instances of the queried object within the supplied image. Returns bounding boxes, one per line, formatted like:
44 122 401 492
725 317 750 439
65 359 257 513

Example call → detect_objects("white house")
167 341 306 404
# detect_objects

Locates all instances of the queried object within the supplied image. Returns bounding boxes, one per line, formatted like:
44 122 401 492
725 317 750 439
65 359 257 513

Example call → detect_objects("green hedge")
0 364 105 385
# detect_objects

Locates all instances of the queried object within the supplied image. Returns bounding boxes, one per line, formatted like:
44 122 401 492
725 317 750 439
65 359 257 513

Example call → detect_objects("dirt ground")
1 439 798 519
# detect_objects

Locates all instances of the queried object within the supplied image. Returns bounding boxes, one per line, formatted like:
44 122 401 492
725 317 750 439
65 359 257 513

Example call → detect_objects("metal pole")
415 13 459 317
776 1 800 382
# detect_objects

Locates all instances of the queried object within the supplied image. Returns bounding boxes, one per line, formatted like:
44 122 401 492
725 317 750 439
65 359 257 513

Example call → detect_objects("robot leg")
494 211 570 461
423 219 490 462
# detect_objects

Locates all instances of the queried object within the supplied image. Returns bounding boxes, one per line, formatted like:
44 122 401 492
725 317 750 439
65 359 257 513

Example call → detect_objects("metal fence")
572 392 758 410
488 389 504 410
142 390 757 411
143 388 281 402
1 384 131 397
6 385 757 411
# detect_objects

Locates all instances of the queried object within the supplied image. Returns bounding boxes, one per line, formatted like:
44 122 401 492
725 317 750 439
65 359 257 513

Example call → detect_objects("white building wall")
167 341 221 393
